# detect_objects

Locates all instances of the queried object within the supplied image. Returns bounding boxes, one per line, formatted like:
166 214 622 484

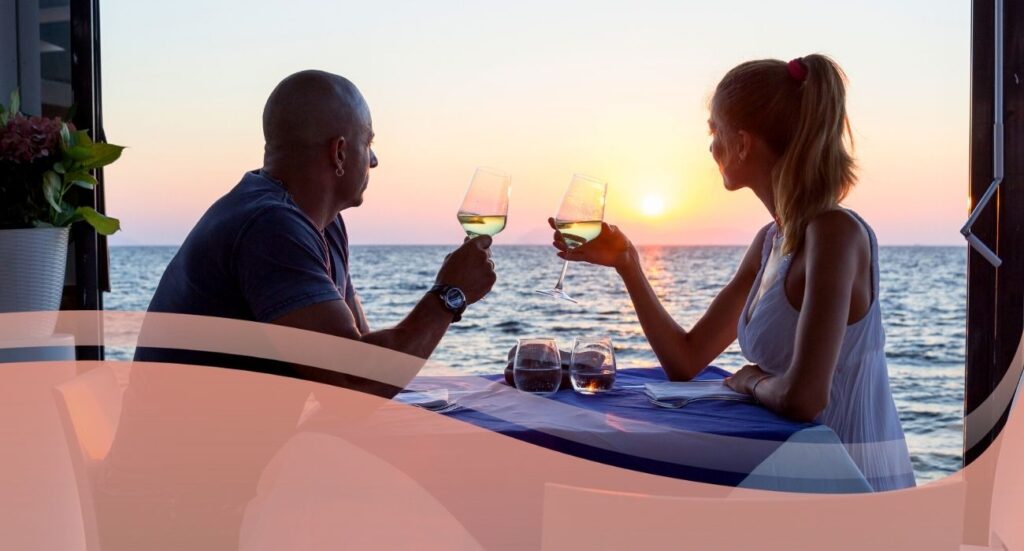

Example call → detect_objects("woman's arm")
552 218 769 381
725 211 868 421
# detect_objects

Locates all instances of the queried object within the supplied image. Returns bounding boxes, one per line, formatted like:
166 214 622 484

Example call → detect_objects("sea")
105 245 966 485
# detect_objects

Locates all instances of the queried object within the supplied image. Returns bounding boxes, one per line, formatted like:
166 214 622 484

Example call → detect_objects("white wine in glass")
457 167 510 238
535 174 607 304
552 220 603 247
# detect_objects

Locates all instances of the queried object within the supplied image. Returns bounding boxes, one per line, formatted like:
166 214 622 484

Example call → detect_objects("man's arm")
270 236 496 397
346 291 371 333
271 294 453 398
273 292 454 360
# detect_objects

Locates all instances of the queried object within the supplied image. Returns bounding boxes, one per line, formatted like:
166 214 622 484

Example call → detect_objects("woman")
552 55 915 491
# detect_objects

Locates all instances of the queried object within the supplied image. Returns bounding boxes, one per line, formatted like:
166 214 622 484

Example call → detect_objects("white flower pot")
0 227 70 338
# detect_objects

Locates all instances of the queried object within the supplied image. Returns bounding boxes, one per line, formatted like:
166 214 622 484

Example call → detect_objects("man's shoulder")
201 171 317 239
236 201 318 239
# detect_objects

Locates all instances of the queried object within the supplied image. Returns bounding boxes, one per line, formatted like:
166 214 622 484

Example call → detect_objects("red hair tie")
787 58 808 82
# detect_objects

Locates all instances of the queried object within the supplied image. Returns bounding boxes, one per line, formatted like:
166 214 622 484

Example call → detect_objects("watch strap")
428 284 466 322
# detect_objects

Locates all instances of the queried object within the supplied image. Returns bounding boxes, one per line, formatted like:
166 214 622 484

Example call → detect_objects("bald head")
260 71 378 222
262 70 370 151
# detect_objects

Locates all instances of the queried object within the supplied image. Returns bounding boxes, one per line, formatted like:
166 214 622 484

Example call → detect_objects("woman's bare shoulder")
806 209 869 250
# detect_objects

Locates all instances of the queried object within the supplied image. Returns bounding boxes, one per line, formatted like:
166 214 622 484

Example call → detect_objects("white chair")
542 478 967 550
53 365 124 551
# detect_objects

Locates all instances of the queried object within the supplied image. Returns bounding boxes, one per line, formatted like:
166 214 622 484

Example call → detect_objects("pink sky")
100 0 969 246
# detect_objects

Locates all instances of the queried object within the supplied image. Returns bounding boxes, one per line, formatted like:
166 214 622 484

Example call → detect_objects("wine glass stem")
553 260 570 291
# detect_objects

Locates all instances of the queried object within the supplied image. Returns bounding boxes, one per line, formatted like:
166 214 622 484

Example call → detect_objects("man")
102 71 496 549
135 70 496 392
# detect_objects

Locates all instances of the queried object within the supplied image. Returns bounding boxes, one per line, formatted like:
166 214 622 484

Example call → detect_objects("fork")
647 396 751 409
416 401 462 414
648 398 693 409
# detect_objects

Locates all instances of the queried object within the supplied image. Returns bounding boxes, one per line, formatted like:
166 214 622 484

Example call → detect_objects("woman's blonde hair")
712 54 856 255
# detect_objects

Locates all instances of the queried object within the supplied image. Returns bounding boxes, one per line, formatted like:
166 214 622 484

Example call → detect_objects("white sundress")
736 211 917 491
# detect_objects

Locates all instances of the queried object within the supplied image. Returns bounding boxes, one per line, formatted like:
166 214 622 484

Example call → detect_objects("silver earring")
335 167 344 177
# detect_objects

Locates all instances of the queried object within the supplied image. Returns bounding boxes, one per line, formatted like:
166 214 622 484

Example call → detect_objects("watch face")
443 287 466 309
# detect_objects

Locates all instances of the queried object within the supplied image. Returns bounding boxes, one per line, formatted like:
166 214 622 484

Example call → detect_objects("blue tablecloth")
406 366 872 493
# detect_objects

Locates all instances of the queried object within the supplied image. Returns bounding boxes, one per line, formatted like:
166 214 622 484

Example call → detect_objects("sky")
100 0 970 246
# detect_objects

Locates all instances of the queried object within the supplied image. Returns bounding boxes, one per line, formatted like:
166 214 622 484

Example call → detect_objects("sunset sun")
641 194 666 217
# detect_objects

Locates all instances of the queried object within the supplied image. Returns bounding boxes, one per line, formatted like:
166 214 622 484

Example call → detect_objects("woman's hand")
724 364 769 396
550 218 636 271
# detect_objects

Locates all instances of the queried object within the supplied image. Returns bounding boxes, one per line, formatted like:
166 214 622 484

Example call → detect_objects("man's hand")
435 235 497 304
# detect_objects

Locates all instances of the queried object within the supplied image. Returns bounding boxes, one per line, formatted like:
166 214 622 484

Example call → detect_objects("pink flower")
0 114 67 163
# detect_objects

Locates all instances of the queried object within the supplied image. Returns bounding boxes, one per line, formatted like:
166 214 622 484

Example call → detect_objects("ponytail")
713 54 856 255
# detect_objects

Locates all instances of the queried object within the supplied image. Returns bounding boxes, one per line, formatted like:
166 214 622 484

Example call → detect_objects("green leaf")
53 202 80 226
81 143 125 169
65 145 93 161
60 129 89 153
71 129 94 146
42 171 63 213
54 162 66 174
65 170 97 189
0 102 6 126
75 206 120 235
10 89 19 115
32 220 55 228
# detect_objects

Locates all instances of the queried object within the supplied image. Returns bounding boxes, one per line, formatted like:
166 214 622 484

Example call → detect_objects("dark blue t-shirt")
146 169 354 322
112 173 356 532
135 170 355 366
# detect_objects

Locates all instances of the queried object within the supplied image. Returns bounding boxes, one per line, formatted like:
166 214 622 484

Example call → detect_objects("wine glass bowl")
535 174 608 303
457 167 510 238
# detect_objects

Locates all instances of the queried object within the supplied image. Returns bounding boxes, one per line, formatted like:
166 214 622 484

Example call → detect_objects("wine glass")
570 337 616 394
512 338 562 396
535 174 607 303
457 167 510 238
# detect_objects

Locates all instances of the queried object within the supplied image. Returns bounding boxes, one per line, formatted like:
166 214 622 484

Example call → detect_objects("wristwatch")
428 284 467 322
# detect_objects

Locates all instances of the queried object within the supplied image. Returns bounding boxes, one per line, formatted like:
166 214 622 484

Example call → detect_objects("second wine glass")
535 174 607 304
457 167 510 238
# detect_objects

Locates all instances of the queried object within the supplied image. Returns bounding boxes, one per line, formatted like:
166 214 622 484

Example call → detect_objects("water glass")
570 337 616 394
512 338 562 396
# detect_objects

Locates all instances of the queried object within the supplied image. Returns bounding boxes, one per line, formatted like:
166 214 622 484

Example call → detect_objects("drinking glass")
457 167 511 238
512 338 562 396
534 174 607 303
570 337 616 394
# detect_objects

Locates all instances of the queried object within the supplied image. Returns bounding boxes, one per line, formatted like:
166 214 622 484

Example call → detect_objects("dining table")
241 365 874 549
399 365 872 494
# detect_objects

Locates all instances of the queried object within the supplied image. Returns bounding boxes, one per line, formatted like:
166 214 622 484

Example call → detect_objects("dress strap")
761 223 778 264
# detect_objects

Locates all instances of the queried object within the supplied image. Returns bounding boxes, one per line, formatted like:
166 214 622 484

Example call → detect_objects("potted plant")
0 90 124 338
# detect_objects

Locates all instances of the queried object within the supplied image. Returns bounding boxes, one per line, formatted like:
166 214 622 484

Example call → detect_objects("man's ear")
333 136 347 170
